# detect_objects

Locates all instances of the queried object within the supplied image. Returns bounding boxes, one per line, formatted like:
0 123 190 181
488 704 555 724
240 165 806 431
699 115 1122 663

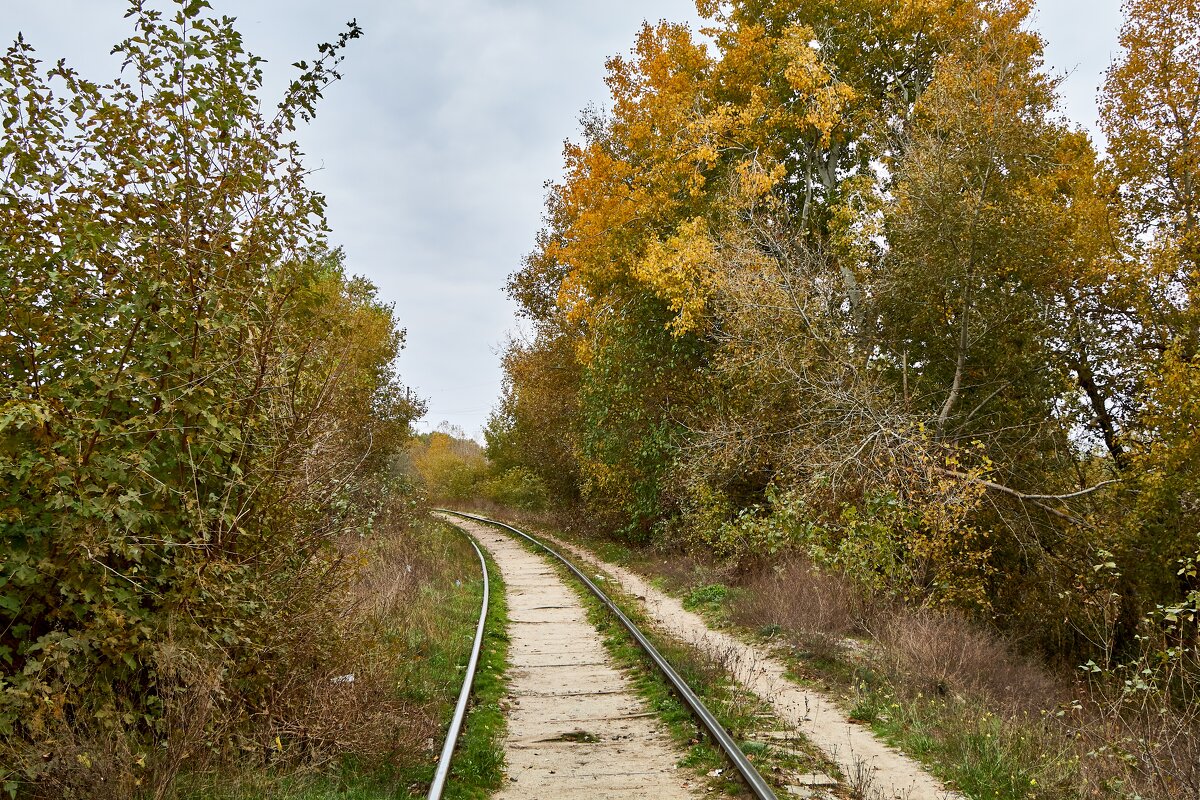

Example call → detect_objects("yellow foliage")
409 431 487 501
542 11 867 344
632 217 717 335
777 24 857 146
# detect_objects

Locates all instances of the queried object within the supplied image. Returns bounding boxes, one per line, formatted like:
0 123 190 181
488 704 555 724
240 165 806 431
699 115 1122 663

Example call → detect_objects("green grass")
682 583 731 616
843 680 1082 800
437 539 509 800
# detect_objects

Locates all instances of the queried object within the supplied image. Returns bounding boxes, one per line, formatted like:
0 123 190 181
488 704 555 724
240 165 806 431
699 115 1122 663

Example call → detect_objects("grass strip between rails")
436 532 509 800
499 524 844 799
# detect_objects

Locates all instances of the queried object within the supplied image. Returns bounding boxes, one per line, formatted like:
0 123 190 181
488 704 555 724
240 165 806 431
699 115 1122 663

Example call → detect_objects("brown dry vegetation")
736 559 1200 800
732 556 1200 800
732 558 1059 711
11 505 483 800
175 506 487 800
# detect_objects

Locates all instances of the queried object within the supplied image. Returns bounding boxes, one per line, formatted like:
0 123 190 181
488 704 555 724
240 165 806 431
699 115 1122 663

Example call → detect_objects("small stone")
755 730 796 741
794 772 838 786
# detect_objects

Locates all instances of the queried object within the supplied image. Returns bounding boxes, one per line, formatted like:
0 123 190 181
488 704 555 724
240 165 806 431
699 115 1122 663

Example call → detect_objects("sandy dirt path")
437 514 700 800
537 531 962 800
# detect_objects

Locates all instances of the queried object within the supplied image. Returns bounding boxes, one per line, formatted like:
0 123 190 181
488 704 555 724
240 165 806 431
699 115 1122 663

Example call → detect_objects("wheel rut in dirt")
436 514 699 800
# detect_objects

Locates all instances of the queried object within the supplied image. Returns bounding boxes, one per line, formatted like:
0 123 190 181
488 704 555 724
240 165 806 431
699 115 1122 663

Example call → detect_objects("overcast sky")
4 1 1124 439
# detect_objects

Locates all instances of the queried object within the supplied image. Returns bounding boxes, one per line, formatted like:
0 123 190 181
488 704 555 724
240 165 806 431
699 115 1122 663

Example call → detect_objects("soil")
438 514 700 799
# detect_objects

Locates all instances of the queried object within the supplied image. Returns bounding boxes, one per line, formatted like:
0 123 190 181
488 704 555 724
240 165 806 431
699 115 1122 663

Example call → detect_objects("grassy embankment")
176 514 509 800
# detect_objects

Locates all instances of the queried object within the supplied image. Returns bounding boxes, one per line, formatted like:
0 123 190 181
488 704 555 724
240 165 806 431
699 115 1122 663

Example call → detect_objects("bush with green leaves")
480 466 550 511
1082 548 1200 798
0 3 419 796
407 427 488 502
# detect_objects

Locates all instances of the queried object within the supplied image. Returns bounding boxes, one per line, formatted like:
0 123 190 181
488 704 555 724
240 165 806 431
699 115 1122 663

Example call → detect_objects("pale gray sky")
4 1 1123 439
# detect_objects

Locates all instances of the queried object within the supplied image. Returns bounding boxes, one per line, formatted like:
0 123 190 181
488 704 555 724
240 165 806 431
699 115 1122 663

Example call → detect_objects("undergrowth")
173 514 508 800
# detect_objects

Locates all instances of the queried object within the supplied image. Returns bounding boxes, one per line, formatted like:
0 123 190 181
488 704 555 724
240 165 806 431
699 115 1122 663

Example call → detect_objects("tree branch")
936 468 1120 524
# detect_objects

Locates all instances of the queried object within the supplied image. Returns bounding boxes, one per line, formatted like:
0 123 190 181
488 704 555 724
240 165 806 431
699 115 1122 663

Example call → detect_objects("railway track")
431 509 778 800
426 526 489 800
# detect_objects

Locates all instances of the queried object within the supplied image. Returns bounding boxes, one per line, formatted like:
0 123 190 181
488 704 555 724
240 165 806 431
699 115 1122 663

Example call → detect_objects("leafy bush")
1081 549 1200 799
480 467 550 511
407 427 488 502
0 4 421 796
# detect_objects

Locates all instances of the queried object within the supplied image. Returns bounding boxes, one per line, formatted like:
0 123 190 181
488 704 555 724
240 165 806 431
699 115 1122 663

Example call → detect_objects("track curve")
436 509 778 800
426 525 490 800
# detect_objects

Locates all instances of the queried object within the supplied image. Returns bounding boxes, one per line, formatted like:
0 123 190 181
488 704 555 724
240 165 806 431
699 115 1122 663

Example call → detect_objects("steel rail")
438 509 779 800
426 524 490 800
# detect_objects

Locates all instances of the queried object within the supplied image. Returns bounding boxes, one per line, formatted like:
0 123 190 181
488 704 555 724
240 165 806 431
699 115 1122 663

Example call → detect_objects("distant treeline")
408 424 549 511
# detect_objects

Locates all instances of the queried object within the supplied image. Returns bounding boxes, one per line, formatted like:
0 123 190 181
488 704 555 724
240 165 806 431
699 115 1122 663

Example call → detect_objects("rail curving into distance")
437 509 779 800
426 524 490 800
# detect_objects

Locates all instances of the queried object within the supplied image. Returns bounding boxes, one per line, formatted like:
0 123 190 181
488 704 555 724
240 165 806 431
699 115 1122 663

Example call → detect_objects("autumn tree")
485 327 583 503
1100 0 1200 604
407 424 487 501
535 23 719 533
879 5 1073 463
494 0 1200 641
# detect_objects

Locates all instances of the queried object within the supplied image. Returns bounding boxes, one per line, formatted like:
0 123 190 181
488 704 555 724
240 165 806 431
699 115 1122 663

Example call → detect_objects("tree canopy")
491 0 1200 652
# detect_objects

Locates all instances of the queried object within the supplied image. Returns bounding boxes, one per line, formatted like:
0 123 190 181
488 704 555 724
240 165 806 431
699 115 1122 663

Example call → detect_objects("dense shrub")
0 4 420 796
407 426 488 502
480 467 550 511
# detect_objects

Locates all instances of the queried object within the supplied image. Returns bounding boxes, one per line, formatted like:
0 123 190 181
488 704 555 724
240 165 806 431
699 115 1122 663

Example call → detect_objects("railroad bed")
435 512 700 799
430 511 959 800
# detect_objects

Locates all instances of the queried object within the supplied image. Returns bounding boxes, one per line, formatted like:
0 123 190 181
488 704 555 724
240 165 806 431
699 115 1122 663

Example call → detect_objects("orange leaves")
538 10 873 344
703 19 853 166
605 22 711 156
1101 0 1199 279
546 23 719 340
776 24 856 146
732 158 785 201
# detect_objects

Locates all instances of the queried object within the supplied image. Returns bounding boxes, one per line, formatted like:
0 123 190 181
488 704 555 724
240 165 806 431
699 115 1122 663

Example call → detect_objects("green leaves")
0 2 424 794
181 0 212 20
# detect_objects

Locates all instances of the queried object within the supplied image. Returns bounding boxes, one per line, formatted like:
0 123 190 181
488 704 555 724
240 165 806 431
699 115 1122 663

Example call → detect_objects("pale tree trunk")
937 281 972 437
